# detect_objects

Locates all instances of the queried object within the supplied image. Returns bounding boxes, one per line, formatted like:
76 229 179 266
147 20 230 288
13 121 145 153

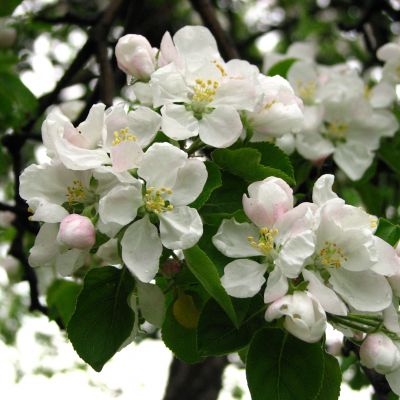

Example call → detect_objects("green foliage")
67 267 135 371
0 0 22 16
316 352 342 400
46 279 82 326
161 302 203 363
197 296 264 356
183 245 238 327
189 160 222 209
375 218 400 246
267 58 298 78
212 142 295 186
246 328 328 400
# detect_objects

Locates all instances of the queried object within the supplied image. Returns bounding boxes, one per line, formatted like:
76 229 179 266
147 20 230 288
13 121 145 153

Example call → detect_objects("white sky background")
0 0 379 398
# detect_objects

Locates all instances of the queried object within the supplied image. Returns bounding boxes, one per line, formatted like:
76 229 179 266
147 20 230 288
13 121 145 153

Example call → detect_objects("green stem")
187 138 205 155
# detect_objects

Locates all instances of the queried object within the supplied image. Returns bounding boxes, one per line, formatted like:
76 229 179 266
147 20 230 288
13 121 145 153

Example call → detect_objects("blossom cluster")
264 42 399 180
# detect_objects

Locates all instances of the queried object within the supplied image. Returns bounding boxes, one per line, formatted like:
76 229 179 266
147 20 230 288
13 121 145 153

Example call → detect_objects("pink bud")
57 214 95 250
360 333 400 374
115 34 156 81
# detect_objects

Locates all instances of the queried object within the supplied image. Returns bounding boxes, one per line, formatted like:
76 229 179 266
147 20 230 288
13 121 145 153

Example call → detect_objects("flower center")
324 121 348 143
66 180 86 203
112 127 137 146
247 227 278 255
213 60 227 77
296 80 316 103
318 241 347 269
145 187 174 214
192 79 219 105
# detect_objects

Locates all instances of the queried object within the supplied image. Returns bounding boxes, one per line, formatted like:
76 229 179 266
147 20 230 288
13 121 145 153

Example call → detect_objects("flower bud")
243 177 293 228
57 214 95 250
265 291 327 343
115 34 156 81
360 333 400 374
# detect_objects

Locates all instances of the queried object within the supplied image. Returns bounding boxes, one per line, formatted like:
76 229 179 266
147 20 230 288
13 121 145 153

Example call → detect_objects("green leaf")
212 144 295 186
267 58 298 78
67 267 135 371
0 0 22 16
162 303 203 363
189 161 222 209
183 245 238 327
246 328 325 400
315 352 341 400
375 218 400 246
379 137 400 175
47 279 82 326
197 296 264 356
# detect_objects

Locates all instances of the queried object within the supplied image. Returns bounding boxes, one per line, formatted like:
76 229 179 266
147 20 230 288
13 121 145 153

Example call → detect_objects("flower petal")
329 269 392 312
159 206 203 250
111 140 144 172
371 237 400 276
221 259 266 298
199 106 242 148
55 248 86 276
264 267 289 303
212 218 261 258
161 104 199 141
121 216 162 282
312 174 338 206
28 223 60 267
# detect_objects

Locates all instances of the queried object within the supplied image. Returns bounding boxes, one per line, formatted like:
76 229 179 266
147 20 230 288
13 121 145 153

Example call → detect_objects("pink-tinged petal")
371 237 400 276
111 141 144 173
264 268 289 303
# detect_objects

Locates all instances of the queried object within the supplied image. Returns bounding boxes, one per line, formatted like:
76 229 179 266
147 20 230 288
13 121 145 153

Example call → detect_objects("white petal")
55 248 86 276
96 238 120 265
77 103 106 149
302 270 347 315
161 104 199 140
28 198 69 223
275 230 315 279
199 106 242 148
121 216 162 282
111 141 144 172
28 223 60 267
138 142 187 188
329 269 392 312
386 367 400 396
99 184 143 225
296 132 334 161
312 174 338 206
369 81 396 108
377 43 400 62
264 268 289 303
212 218 261 258
221 259 266 298
127 106 161 148
333 142 375 181
170 159 207 206
371 237 400 276
159 206 203 250
136 281 166 327
383 301 400 334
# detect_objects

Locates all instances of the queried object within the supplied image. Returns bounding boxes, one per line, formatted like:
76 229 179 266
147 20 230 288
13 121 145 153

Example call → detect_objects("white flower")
265 291 327 343
302 175 393 314
115 34 156 81
42 104 110 171
213 178 315 301
360 333 400 374
377 42 400 84
246 75 303 143
120 142 207 282
57 214 96 250
104 104 161 172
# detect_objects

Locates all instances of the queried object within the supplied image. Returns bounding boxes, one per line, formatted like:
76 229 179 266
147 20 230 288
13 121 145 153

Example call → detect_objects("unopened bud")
115 34 156 81
360 333 400 374
57 214 95 250
162 258 181 277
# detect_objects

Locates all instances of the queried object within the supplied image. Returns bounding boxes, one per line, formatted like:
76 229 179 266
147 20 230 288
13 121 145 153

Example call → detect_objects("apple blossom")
57 214 96 250
265 291 327 343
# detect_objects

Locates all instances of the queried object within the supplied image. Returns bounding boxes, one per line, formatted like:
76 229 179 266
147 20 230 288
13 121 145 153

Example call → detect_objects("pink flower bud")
115 34 156 81
243 177 293 228
57 214 95 250
360 333 400 374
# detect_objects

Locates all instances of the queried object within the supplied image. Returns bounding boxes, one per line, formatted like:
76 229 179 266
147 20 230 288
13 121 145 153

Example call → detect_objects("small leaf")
267 58 298 78
197 296 264 356
162 303 203 363
375 218 400 246
173 291 200 329
183 245 238 327
190 160 222 209
315 352 341 400
246 328 325 400
212 145 295 186
67 267 135 372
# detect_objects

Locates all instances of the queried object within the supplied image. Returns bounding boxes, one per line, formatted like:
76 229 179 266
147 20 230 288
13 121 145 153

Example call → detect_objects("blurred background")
0 0 399 398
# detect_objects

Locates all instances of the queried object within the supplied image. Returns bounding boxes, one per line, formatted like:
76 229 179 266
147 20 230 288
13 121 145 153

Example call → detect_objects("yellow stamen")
145 187 174 214
192 78 219 104
66 179 85 203
318 241 347 269
112 127 137 146
248 227 278 255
